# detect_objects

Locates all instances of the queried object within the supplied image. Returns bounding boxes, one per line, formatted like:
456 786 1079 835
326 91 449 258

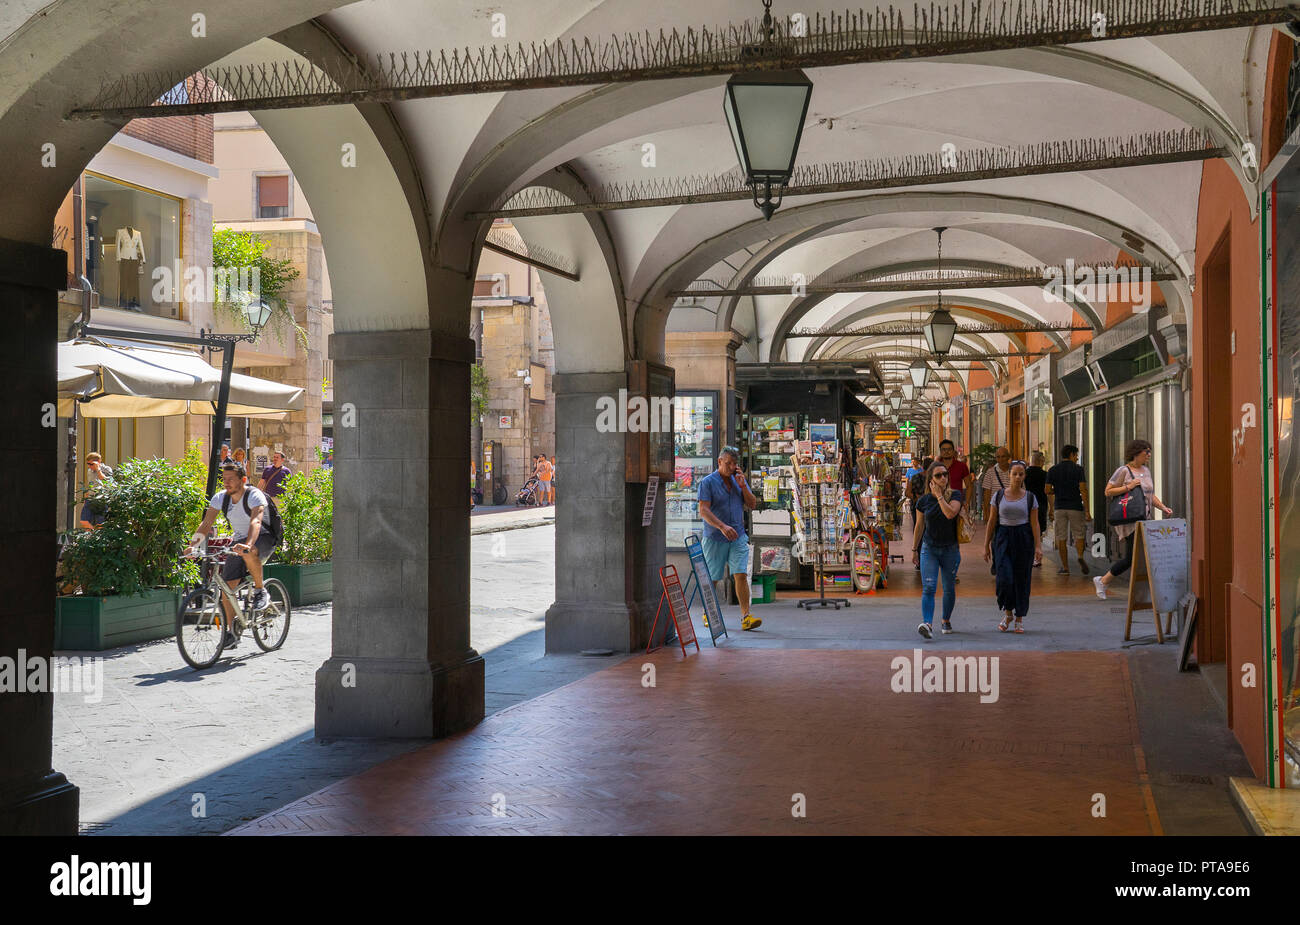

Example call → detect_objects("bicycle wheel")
177 587 225 670
251 578 291 651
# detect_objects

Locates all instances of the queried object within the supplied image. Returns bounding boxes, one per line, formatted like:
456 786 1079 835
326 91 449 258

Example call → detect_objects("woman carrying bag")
912 460 965 639
1093 439 1173 600
982 460 1042 633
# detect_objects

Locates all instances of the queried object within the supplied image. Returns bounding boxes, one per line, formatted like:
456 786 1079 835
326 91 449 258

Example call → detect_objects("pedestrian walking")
536 454 554 505
257 451 291 498
912 459 964 639
983 459 1043 633
1046 444 1090 576
1025 451 1049 566
697 446 762 630
1094 439 1174 600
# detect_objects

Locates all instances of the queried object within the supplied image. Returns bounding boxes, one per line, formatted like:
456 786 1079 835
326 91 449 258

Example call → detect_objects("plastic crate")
752 573 777 604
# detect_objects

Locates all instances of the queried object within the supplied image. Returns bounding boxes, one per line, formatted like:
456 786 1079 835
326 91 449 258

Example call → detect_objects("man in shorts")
536 454 554 506
697 446 761 630
1045 444 1091 575
187 463 274 648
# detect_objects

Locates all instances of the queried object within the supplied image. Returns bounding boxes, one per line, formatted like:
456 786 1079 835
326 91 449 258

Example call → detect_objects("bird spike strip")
478 129 1222 217
72 1 1293 119
673 261 1177 296
483 226 579 277
788 320 1095 336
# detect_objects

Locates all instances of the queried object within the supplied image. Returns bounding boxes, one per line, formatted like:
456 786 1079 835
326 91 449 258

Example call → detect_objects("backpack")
222 489 283 545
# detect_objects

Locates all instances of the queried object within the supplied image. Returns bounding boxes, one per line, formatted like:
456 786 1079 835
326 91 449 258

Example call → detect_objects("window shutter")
258 175 290 208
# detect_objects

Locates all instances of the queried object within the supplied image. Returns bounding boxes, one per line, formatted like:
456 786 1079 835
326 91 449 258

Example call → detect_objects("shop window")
83 173 182 319
257 174 290 218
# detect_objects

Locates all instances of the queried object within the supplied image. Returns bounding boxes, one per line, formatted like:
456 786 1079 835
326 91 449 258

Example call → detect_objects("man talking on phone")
697 446 761 630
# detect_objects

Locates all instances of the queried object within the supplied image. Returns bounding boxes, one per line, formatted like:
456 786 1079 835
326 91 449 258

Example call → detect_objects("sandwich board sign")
684 533 727 643
1124 518 1189 644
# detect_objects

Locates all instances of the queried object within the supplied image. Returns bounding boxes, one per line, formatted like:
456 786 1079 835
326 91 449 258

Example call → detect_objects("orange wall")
1191 155 1266 776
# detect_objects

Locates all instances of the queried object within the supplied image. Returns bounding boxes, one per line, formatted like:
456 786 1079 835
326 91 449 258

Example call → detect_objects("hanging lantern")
722 2 813 220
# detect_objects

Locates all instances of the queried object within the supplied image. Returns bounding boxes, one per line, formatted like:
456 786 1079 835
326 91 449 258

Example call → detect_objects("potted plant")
57 447 206 650
264 465 333 605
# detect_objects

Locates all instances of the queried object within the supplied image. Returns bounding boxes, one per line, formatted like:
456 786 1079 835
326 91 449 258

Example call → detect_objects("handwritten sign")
1124 518 1189 643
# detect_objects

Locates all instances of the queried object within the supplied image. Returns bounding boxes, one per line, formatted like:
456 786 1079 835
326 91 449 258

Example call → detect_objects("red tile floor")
230 644 1159 836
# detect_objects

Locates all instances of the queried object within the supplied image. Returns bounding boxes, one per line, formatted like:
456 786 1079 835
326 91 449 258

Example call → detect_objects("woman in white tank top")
982 460 1043 633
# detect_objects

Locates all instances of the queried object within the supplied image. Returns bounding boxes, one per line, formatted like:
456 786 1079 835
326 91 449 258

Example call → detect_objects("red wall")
1191 155 1266 776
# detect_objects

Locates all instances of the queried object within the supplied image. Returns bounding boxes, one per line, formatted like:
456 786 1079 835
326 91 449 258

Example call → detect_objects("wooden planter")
264 561 332 606
55 588 181 651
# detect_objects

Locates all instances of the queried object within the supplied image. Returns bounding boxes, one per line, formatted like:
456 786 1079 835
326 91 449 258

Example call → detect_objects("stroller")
516 475 542 507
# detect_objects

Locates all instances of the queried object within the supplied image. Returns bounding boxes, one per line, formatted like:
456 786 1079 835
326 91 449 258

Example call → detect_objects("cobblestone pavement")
57 523 602 835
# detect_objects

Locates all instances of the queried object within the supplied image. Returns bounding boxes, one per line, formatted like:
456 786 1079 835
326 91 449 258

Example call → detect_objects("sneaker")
1093 576 1107 600
1078 557 1090 576
917 622 933 640
741 614 762 631
221 631 239 650
1014 620 1025 634
941 621 953 634
1057 567 1069 575
252 587 270 611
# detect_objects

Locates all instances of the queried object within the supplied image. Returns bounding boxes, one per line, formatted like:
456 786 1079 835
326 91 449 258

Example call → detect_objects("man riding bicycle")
187 463 274 649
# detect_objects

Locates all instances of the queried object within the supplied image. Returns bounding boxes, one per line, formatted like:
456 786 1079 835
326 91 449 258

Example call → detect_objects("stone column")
315 330 483 737
0 237 78 834
545 372 664 653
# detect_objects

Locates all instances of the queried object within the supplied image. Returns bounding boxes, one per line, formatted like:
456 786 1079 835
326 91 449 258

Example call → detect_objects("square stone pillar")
315 330 483 737
0 237 78 834
545 372 664 653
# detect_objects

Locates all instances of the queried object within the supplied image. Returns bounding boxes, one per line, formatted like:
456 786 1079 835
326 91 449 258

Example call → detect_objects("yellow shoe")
741 614 762 631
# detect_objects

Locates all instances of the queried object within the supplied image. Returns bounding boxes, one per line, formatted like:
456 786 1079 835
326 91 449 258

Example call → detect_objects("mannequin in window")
115 226 145 309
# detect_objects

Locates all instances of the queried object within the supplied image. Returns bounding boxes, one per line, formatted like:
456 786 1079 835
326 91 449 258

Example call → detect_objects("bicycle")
176 536 291 670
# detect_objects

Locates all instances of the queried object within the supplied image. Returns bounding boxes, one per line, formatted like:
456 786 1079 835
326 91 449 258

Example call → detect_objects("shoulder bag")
1106 466 1147 525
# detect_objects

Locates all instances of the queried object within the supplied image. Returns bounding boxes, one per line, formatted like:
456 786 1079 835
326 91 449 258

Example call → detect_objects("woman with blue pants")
912 461 965 639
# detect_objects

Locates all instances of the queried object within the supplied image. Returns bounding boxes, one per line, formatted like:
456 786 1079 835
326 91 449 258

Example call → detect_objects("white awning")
58 339 306 419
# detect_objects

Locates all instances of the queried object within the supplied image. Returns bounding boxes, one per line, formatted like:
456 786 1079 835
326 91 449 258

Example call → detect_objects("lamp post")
722 0 813 220
82 297 273 500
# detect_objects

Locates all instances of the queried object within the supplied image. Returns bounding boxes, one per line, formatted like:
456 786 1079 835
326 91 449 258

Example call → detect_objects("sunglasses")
932 471 948 479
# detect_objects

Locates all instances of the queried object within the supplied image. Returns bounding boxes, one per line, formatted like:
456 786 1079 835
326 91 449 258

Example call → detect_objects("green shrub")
63 451 207 596
277 467 333 565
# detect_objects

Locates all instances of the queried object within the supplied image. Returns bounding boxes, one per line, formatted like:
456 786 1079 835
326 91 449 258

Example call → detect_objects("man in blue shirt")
697 446 761 630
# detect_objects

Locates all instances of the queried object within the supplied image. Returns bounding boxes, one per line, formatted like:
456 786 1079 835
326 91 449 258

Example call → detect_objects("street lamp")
888 392 902 413
723 1 813 220
242 298 273 334
909 358 930 390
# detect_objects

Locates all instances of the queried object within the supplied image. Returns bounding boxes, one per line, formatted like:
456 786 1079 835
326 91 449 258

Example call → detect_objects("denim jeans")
920 542 961 624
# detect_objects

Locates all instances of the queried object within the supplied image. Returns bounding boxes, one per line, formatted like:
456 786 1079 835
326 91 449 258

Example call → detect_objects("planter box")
264 561 332 606
55 588 181 651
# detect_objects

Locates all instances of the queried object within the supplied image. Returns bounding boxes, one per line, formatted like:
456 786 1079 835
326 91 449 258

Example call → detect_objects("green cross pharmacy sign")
899 421 917 437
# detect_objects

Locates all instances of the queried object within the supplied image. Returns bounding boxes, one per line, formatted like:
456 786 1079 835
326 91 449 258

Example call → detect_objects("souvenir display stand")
792 458 851 609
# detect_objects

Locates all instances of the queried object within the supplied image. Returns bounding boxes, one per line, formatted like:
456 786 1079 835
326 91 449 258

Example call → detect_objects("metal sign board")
642 475 659 526
684 533 726 642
